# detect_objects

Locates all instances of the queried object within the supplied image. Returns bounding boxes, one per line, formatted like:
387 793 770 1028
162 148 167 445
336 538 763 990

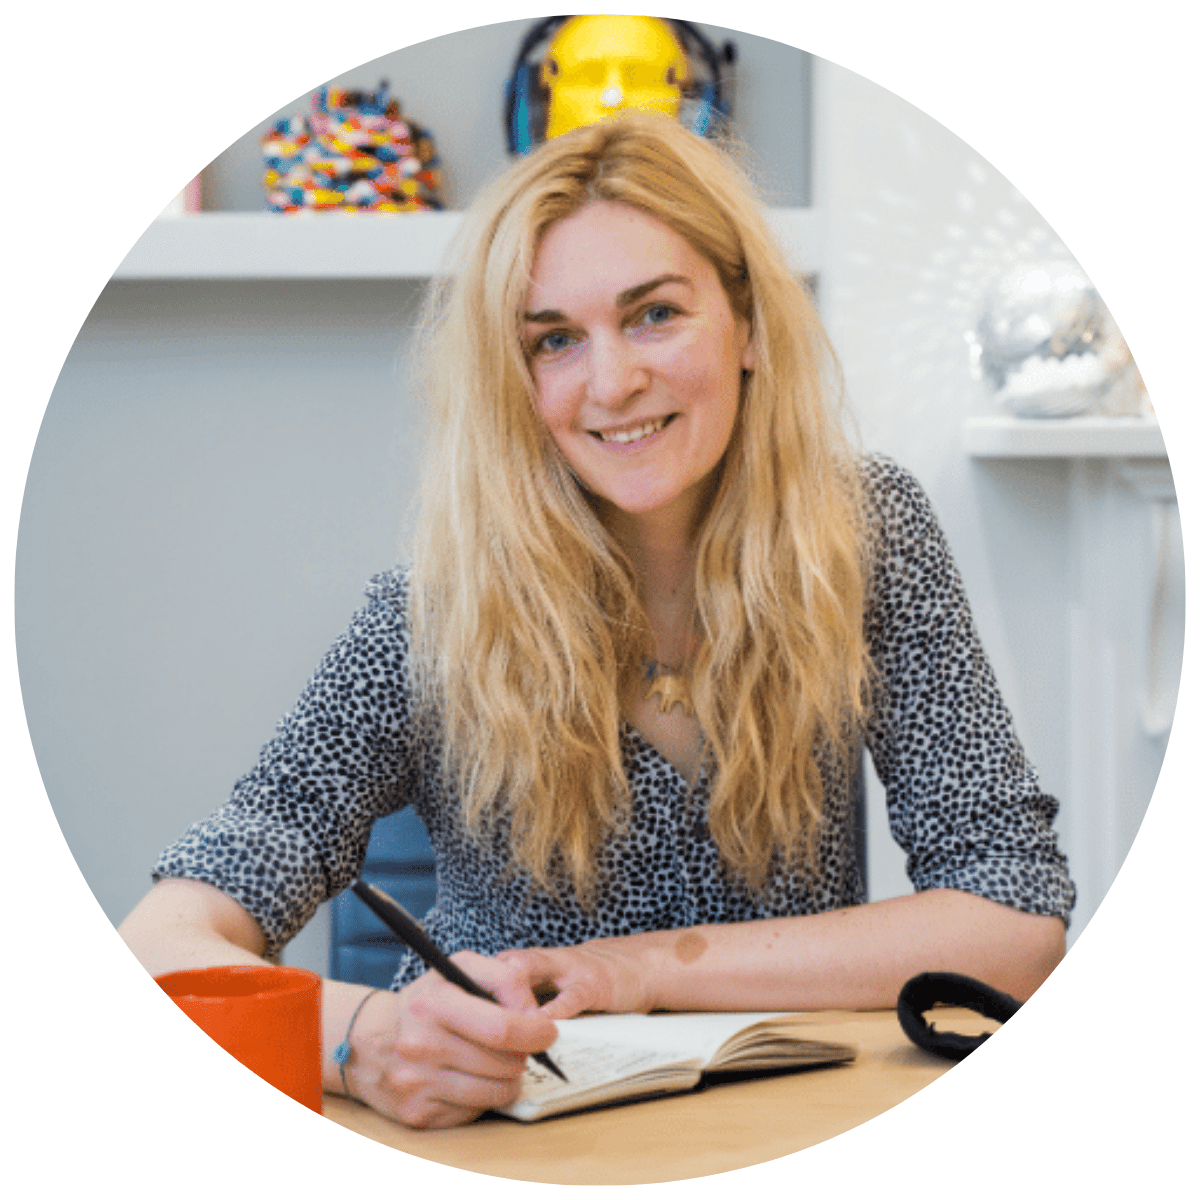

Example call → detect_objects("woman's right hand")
340 950 561 1129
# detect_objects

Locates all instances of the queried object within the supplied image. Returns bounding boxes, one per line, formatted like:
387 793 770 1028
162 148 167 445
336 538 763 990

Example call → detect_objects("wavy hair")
410 110 871 903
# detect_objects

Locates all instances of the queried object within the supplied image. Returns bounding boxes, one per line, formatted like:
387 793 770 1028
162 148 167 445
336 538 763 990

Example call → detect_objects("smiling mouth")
590 414 676 444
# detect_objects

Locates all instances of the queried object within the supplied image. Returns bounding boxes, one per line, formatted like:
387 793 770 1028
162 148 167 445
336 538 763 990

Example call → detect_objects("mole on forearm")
674 931 707 963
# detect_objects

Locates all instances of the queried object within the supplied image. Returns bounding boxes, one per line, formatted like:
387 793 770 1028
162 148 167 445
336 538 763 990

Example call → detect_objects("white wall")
17 280 429 946
816 61 1176 939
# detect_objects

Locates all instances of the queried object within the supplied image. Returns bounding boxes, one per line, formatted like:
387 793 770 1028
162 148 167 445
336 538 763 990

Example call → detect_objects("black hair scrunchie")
896 972 1022 1062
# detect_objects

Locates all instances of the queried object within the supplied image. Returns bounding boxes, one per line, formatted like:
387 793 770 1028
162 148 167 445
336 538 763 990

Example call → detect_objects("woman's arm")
503 888 1065 1020
119 879 558 1129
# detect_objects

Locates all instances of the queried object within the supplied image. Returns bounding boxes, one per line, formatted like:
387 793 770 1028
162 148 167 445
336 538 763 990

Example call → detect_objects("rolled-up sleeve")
152 569 421 958
861 457 1076 925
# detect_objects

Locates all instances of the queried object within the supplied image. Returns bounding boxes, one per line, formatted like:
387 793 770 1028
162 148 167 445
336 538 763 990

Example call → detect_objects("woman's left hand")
495 938 660 1021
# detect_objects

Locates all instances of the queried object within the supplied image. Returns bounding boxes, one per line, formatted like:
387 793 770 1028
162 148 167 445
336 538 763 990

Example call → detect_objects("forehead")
553 16 681 65
526 201 715 309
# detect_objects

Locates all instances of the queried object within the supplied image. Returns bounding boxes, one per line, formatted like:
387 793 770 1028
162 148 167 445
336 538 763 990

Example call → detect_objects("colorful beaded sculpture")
261 79 444 213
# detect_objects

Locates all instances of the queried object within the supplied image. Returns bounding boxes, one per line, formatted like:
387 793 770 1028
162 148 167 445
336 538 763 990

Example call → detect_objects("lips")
590 414 676 444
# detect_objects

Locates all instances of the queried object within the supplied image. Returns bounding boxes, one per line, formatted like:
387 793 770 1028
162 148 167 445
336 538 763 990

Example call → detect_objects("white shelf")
963 415 1167 459
111 208 825 281
113 211 463 280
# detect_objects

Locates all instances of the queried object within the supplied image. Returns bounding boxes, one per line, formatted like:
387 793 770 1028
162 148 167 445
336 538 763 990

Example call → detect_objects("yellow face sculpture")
541 15 689 139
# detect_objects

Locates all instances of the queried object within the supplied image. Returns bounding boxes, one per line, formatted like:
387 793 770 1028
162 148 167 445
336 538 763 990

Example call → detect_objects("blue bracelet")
333 989 383 1104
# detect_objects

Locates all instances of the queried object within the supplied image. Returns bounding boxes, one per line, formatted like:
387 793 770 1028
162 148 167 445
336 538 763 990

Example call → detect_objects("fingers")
369 1056 527 1128
347 959 562 1130
533 981 596 1021
495 946 613 1019
400 982 555 1073
495 942 655 1019
411 958 560 1056
451 948 546 1014
395 1095 482 1131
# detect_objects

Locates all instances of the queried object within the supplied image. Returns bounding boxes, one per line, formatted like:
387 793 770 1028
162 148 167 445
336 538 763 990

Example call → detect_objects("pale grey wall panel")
17 280 428 926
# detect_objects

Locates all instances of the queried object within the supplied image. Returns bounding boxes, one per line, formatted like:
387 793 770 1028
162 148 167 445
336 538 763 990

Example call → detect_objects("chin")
599 487 699 522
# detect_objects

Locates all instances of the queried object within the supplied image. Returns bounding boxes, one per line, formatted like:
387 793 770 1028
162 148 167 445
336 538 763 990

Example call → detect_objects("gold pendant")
646 670 694 717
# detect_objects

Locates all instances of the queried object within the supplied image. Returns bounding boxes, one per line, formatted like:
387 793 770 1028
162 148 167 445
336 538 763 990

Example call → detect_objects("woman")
120 110 1074 1130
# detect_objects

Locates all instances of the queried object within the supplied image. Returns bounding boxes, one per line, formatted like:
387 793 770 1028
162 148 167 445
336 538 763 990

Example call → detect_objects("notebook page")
571 1011 803 1065
497 1012 828 1121
498 1032 700 1120
523 1039 693 1095
519 1011 800 1094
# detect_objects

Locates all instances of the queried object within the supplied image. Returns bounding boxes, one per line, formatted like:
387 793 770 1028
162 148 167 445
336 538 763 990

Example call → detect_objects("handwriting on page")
521 1042 682 1097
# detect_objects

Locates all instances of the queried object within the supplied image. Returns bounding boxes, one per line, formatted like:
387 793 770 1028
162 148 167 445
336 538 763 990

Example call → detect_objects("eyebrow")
522 273 693 324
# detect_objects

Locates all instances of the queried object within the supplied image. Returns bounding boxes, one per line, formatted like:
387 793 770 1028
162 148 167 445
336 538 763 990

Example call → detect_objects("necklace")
643 658 694 717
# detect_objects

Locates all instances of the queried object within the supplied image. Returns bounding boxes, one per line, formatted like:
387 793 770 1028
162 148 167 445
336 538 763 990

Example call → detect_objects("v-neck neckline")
620 719 709 791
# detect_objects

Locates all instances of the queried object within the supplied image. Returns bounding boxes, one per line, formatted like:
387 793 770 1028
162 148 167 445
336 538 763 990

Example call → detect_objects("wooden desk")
324 1008 995 1184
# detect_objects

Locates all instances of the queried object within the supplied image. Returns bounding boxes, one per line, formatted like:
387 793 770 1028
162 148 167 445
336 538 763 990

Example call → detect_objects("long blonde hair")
410 110 870 903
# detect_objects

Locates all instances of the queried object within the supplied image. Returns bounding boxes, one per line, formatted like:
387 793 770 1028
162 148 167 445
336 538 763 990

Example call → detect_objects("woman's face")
524 200 755 529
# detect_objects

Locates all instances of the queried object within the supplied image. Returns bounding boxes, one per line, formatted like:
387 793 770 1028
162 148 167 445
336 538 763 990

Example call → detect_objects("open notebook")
497 1011 857 1122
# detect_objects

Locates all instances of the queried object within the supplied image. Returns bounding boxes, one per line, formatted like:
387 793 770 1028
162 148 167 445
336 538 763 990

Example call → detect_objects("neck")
600 493 706 665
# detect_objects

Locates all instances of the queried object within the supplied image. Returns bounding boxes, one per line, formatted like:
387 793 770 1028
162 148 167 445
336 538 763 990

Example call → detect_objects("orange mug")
156 965 323 1113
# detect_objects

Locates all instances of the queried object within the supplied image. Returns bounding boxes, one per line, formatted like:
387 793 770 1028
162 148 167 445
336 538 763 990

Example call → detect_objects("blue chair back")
329 807 437 987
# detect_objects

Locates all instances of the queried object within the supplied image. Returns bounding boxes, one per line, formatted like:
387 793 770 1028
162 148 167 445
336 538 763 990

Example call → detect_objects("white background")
5 3 1196 1194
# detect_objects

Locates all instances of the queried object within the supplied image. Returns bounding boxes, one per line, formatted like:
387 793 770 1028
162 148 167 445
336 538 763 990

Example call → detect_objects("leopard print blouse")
153 455 1076 987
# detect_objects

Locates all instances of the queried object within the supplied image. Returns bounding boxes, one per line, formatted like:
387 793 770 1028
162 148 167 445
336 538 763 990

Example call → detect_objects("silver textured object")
973 261 1140 417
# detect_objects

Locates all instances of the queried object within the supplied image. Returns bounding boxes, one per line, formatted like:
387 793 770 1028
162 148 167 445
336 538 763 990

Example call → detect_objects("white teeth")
596 417 668 444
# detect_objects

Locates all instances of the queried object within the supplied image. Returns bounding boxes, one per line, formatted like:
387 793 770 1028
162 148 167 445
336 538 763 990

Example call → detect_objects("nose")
586 332 647 410
600 65 623 110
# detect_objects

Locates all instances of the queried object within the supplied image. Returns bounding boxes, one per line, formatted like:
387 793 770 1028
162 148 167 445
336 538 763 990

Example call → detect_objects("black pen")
350 880 568 1083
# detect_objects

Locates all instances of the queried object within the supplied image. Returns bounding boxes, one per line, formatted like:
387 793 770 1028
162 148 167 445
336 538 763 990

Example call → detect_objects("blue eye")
535 331 574 356
638 303 677 328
